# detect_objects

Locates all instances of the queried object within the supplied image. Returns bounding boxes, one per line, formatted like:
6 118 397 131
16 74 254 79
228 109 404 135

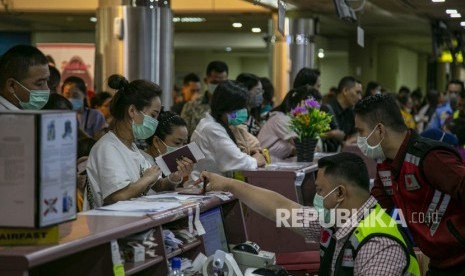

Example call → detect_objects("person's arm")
202 171 312 237
104 166 161 205
208 127 260 171
422 149 465 203
370 177 394 211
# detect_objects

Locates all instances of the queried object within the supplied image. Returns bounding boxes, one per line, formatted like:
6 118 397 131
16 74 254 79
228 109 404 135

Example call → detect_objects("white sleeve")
206 126 258 172
88 142 133 200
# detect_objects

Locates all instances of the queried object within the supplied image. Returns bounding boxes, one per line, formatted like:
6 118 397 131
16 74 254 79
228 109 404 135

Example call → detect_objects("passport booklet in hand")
155 142 205 176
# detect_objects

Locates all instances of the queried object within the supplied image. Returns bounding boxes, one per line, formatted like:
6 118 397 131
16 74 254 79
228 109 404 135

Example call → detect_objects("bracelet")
168 174 183 185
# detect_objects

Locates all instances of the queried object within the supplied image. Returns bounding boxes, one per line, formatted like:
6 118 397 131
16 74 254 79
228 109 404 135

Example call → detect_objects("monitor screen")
199 207 229 256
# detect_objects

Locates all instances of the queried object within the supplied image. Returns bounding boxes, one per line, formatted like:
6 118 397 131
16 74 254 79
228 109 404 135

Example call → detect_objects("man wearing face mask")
428 80 464 130
0 45 50 110
181 61 228 138
354 94 465 275
199 152 419 276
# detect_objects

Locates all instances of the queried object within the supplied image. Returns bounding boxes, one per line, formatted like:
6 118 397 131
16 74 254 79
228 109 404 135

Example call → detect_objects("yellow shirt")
401 109 416 129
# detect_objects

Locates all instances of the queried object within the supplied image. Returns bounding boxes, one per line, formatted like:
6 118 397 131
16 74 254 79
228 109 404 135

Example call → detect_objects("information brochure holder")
0 110 78 245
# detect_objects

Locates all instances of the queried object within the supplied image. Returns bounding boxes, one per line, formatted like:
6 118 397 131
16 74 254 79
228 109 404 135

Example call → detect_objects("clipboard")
155 142 205 176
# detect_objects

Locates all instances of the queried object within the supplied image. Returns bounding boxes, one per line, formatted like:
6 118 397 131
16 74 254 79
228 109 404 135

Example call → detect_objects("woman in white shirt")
191 80 266 178
84 75 182 209
258 85 322 161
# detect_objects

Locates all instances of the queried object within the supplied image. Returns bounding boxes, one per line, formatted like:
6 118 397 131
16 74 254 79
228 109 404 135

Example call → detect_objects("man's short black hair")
354 94 407 132
206 61 228 76
183 73 200 86
447 79 465 93
318 152 369 191
0 45 48 88
337 76 356 94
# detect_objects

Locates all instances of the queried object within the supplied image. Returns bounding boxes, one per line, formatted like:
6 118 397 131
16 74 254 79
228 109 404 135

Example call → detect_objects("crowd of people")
1 44 464 275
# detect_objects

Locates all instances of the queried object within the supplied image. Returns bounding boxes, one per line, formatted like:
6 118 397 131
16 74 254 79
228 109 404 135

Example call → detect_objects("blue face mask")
260 104 272 116
160 139 180 154
13 80 50 110
313 186 342 224
70 98 83 111
132 111 159 139
227 108 248 126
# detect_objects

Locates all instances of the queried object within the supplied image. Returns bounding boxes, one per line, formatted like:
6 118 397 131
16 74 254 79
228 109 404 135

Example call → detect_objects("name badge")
341 249 354 267
379 171 392 187
405 174 421 191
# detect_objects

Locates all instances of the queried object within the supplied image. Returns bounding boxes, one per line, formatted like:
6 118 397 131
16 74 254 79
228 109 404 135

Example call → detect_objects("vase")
294 138 318 162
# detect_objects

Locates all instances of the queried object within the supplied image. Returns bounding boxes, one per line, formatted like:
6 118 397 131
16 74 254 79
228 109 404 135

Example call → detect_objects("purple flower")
305 98 320 109
291 106 307 116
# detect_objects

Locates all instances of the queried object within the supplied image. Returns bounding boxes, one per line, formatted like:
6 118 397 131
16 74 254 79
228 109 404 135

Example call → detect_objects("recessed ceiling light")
251 27 261 33
225 47 232 52
461 21 465 26
172 17 206 23
432 0 445 2
90 17 97 23
232 23 242 28
318 49 325 58
451 13 462 18
446 9 458 14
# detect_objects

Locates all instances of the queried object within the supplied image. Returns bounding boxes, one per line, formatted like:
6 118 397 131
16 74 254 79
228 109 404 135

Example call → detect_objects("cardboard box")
120 242 146 263
0 111 77 228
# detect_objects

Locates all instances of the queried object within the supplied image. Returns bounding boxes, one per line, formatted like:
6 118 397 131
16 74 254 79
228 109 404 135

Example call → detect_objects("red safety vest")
377 132 465 269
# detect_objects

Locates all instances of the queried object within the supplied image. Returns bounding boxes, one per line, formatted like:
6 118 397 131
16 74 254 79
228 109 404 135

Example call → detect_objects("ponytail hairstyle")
108 74 162 121
145 110 187 144
273 85 322 114
210 80 248 144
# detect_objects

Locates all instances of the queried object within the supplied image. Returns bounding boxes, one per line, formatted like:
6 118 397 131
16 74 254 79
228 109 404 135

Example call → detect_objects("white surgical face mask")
357 124 386 161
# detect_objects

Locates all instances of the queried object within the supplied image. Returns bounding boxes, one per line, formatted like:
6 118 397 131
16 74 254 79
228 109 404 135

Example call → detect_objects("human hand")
173 157 194 179
143 165 162 183
252 151 267 167
199 171 230 192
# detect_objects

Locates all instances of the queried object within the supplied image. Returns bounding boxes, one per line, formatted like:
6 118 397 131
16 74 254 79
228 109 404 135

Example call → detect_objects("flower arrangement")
288 98 332 141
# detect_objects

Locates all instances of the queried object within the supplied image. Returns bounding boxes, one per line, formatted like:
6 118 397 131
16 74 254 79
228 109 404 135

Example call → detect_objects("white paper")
357 26 365 48
0 114 36 227
143 192 208 201
188 207 194 234
97 201 181 212
194 204 206 235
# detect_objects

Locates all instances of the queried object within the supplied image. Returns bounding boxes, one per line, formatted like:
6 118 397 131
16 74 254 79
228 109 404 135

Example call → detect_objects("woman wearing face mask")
84 74 176 210
62 76 107 138
142 111 194 186
190 80 267 178
236 73 264 136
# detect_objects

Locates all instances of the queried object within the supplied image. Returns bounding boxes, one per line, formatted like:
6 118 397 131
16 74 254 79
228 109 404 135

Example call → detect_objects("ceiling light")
225 47 232 52
461 21 465 26
432 0 445 2
446 9 458 14
451 13 462 18
232 22 242 28
172 17 206 23
318 48 325 59
251 27 261 33
90 17 97 23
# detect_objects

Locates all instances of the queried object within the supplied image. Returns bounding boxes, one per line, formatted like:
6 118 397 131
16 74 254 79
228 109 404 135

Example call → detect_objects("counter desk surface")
0 196 243 275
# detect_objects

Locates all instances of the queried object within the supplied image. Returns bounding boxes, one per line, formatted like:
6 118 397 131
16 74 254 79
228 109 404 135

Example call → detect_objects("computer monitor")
199 207 229 256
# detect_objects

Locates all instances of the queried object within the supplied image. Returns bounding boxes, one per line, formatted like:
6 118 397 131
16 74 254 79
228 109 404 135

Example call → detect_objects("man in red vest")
354 94 465 275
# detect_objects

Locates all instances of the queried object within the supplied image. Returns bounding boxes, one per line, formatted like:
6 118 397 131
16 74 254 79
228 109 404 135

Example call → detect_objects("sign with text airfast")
0 111 77 228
